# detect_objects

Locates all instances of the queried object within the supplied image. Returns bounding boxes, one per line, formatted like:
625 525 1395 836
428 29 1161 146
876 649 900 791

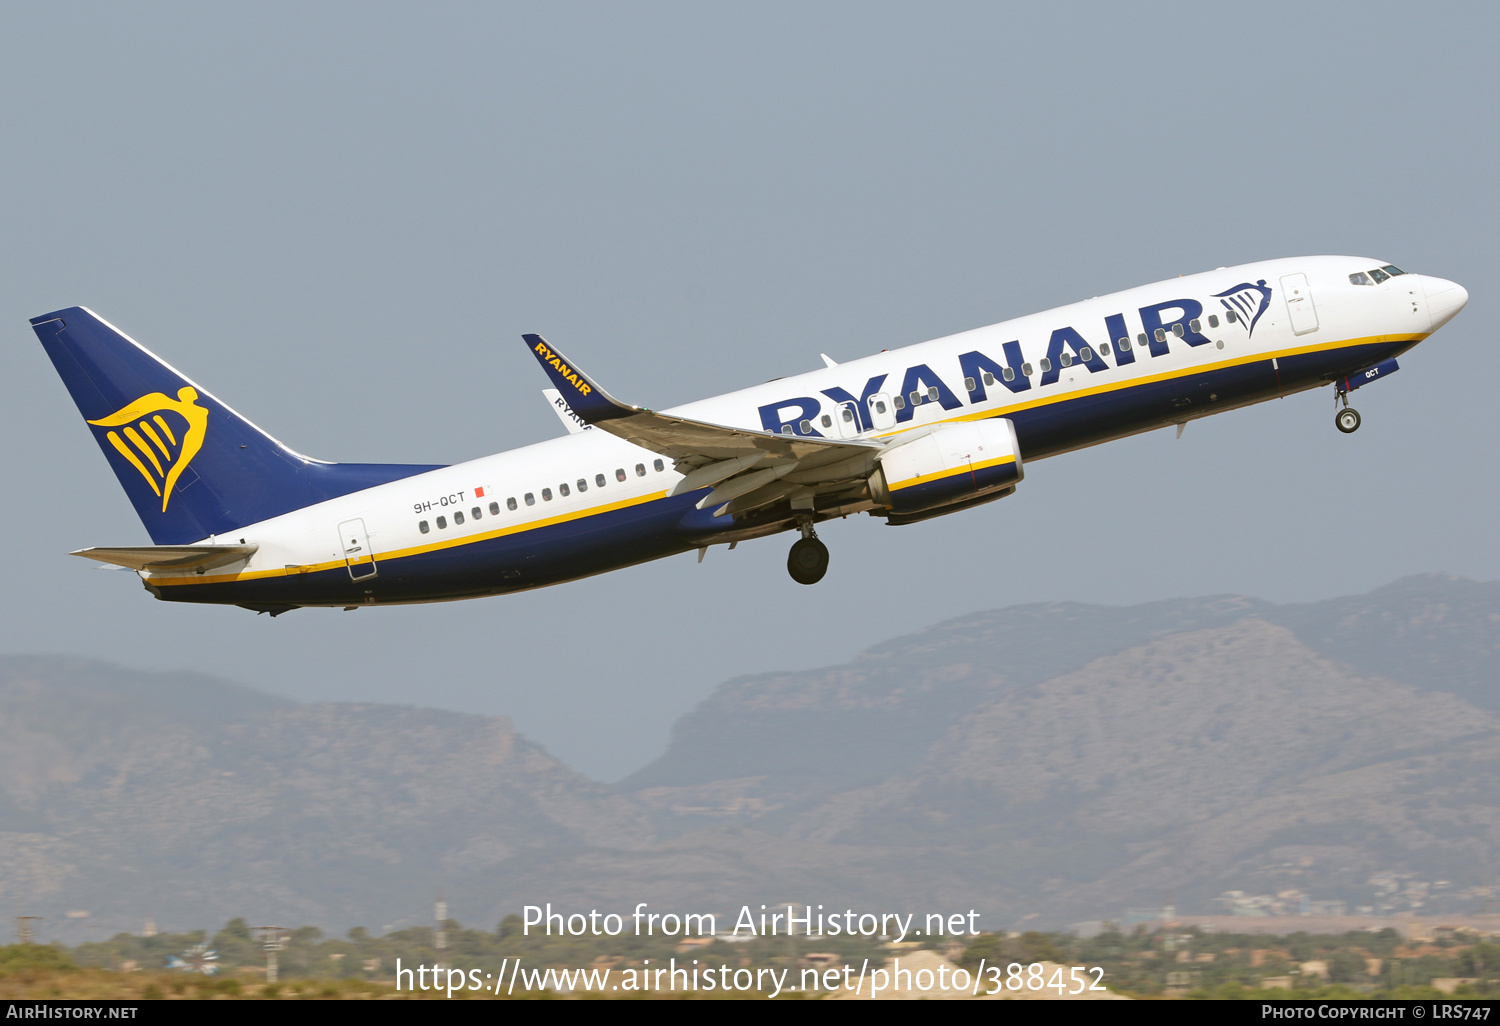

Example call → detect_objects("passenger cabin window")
781 425 793 434
525 492 535 506
596 473 606 488
1137 333 1148 346
471 506 481 520
841 407 855 423
576 479 587 492
653 459 664 472
820 414 833 428
1117 337 1129 352
1001 367 1014 381
1021 362 1033 376
1206 316 1219 329
874 399 888 413
635 463 646 476
616 468 626 481
927 386 939 402
1226 310 1238 323
893 395 906 410
419 520 430 534
490 501 500 515
436 516 447 529
1038 358 1052 372
506 498 517 511
1059 352 1072 367
1080 347 1092 361
453 511 464 525
1171 323 1184 337
541 488 552 501
799 419 813 433
909 390 922 405
1369 267 1391 284
560 483 570 496
981 372 993 386
1349 272 1373 286
1188 319 1200 333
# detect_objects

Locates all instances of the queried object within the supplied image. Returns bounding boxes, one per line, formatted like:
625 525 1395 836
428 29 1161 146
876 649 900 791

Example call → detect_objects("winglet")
541 389 591 434
522 334 636 423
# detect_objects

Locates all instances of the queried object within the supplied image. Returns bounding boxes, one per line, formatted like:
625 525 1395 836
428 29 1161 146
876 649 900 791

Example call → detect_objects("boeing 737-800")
30 255 1466 614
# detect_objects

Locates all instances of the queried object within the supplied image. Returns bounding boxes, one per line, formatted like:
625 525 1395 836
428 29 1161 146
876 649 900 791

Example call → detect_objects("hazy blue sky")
1 2 1495 780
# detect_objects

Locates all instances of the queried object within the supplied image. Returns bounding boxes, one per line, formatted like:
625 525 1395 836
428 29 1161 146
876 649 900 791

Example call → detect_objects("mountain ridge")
3 573 1498 936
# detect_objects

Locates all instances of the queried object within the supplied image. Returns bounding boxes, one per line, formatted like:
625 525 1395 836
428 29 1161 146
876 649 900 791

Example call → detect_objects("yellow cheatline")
105 432 161 498
138 419 172 461
152 489 673 587
123 426 164 478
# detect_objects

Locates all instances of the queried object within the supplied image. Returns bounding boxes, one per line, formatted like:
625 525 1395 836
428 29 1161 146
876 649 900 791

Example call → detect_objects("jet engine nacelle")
868 418 1023 522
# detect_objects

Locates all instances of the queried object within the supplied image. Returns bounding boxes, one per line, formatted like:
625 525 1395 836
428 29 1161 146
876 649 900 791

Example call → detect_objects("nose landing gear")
787 517 829 585
1334 388 1361 434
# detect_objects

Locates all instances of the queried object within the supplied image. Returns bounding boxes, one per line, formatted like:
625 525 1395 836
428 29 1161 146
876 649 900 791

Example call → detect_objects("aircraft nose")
1423 276 1469 330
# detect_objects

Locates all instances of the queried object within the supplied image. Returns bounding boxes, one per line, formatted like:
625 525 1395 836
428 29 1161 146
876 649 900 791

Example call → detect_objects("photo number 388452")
982 963 1107 994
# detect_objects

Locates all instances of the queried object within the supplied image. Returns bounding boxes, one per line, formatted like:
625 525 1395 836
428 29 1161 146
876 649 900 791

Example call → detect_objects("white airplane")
31 256 1466 614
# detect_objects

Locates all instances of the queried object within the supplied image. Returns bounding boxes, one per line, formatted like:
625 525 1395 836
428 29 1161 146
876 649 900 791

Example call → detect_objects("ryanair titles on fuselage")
757 291 1249 435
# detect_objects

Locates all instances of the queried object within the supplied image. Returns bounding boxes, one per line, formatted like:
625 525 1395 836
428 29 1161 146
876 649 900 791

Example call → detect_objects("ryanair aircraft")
31 256 1466 614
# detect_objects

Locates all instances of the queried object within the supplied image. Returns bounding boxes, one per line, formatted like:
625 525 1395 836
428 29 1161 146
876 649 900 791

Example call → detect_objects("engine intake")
869 418 1023 519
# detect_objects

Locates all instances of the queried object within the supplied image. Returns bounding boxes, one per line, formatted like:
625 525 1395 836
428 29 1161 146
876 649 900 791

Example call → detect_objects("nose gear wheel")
1333 387 1361 433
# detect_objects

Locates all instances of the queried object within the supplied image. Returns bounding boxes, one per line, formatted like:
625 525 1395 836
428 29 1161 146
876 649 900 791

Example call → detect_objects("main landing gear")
787 517 829 585
1334 389 1361 434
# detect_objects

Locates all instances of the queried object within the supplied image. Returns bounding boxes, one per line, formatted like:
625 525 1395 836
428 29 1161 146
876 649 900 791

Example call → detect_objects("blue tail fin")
31 307 444 544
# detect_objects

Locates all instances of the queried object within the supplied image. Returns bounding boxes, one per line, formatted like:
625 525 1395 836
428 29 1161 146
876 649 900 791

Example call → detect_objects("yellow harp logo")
88 387 209 512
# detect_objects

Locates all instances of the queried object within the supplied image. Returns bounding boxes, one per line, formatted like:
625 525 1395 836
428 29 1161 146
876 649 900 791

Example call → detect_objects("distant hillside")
0 657 649 936
624 575 1500 802
4 575 1500 937
594 574 1500 924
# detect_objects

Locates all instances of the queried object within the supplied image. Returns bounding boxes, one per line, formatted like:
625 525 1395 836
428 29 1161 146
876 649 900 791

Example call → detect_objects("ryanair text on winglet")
533 341 593 397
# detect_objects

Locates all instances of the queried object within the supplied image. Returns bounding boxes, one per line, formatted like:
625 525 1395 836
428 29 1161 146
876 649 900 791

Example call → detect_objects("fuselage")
137 255 1467 610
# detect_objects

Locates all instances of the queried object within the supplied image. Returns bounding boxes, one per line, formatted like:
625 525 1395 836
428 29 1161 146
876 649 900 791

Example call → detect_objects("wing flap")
72 544 258 572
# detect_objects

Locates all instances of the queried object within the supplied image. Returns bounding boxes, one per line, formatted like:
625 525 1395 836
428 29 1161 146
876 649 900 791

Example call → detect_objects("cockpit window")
1382 264 1405 277
1369 267 1391 284
1349 272 1372 286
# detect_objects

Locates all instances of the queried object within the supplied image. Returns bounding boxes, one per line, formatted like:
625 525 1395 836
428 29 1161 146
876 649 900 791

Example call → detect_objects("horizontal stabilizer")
72 544 258 572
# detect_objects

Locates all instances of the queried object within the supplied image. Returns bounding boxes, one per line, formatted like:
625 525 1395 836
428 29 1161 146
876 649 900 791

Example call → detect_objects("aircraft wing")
73 544 258 572
523 334 882 518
